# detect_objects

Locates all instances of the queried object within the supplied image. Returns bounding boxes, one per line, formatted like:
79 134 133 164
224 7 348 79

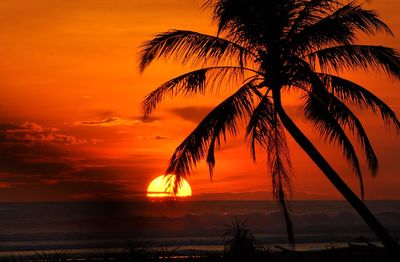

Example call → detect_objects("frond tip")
291 2 393 53
309 45 400 79
318 73 400 132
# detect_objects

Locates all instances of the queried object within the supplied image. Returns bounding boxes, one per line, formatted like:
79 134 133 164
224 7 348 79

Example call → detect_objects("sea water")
0 201 399 254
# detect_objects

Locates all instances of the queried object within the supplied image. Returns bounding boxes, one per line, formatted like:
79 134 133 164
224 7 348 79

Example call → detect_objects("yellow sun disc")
147 174 192 198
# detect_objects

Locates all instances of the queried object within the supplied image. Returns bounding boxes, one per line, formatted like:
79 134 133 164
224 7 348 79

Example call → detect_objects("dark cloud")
140 115 163 123
155 135 168 140
0 121 168 200
0 180 146 202
75 117 151 127
0 133 161 199
63 159 159 184
0 155 160 199
0 122 90 182
169 106 213 122
66 182 148 201
0 122 88 145
91 110 116 119
0 122 90 191
0 122 51 132
75 114 163 128
0 153 72 177
170 105 304 123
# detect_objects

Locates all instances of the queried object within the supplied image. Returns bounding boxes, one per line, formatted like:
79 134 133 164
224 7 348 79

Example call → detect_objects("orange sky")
0 0 399 201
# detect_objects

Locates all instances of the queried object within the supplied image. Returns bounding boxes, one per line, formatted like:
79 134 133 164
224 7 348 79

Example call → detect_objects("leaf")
309 45 400 79
141 66 248 117
291 2 393 54
303 89 365 198
318 74 400 131
166 80 258 190
138 30 254 72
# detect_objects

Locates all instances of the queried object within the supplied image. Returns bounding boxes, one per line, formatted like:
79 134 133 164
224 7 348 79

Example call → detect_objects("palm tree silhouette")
138 0 399 250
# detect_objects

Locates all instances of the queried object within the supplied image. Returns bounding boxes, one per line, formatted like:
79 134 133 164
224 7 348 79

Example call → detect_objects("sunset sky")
0 0 399 201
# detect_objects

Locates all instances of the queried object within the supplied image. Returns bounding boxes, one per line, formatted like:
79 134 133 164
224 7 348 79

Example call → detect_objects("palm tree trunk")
273 92 398 251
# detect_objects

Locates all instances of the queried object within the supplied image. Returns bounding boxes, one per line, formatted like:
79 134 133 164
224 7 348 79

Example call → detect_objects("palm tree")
138 0 400 250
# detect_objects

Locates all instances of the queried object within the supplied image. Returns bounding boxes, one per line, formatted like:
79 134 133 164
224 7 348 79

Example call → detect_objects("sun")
147 174 192 198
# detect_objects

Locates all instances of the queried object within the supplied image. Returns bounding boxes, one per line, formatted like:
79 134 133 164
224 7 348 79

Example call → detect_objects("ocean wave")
0 201 399 251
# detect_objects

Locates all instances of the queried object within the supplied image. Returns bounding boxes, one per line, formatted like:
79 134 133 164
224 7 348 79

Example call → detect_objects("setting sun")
147 174 192 198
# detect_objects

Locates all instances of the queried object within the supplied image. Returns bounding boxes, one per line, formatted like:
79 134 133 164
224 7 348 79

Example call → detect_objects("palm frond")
246 95 294 197
166 80 259 191
337 2 393 35
277 184 295 248
301 83 378 178
246 94 294 246
324 93 377 178
268 116 293 201
206 0 299 49
138 30 255 72
318 74 400 131
290 61 376 197
308 45 400 78
269 110 294 247
289 59 365 195
290 2 392 53
290 2 356 52
303 90 364 197
141 66 252 117
288 0 341 36
246 95 275 161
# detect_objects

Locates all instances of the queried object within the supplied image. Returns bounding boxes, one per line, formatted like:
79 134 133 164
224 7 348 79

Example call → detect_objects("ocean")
0 200 399 255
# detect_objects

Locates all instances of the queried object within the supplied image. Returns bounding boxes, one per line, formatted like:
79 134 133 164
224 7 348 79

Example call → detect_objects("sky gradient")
0 0 399 201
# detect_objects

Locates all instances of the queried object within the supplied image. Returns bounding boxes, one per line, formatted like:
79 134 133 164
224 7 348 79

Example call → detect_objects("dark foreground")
2 245 399 262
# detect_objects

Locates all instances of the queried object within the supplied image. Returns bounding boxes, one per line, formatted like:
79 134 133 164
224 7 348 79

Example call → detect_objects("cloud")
134 134 171 141
0 122 88 145
0 122 90 183
3 122 59 133
0 150 76 179
75 117 149 127
0 123 164 199
155 135 168 140
0 121 168 201
169 106 213 122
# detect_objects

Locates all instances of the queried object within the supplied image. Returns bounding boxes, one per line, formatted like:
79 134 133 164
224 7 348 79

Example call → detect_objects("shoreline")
0 244 397 262
0 241 382 255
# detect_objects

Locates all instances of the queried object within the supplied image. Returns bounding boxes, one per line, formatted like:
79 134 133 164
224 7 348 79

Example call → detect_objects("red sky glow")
0 0 399 201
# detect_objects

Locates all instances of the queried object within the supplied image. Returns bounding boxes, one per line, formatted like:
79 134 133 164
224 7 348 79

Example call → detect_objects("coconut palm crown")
138 0 400 250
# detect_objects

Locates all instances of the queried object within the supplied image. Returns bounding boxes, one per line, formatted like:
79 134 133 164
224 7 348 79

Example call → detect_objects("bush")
222 218 257 261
